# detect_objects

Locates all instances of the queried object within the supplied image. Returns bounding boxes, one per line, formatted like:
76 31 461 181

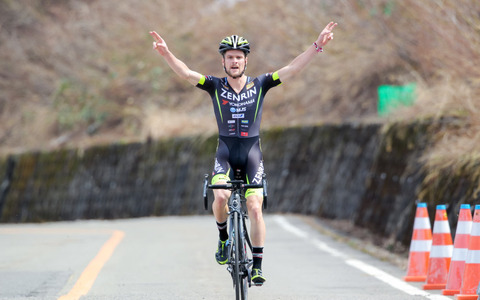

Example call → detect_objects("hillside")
0 0 479 176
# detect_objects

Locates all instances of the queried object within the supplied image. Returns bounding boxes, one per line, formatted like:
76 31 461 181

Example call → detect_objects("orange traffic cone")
404 202 432 282
443 204 473 295
423 204 453 290
456 205 480 300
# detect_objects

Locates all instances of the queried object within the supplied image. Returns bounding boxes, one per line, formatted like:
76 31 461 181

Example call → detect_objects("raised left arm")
276 22 337 83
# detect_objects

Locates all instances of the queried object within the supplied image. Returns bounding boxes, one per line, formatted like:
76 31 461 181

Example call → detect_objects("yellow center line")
0 228 114 235
58 230 125 300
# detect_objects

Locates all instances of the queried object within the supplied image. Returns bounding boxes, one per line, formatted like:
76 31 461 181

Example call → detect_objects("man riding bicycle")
150 21 337 286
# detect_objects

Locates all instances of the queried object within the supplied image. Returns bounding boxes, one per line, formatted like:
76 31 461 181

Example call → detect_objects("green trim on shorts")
245 188 263 198
211 173 230 185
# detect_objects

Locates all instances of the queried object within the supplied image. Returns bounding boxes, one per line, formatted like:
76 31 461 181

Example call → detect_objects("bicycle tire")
238 215 249 299
203 174 209 210
233 211 242 300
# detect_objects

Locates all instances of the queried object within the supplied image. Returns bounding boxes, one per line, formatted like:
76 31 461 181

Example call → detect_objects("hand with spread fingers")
316 21 337 47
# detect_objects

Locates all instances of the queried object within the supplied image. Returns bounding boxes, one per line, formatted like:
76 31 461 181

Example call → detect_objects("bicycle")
203 170 268 300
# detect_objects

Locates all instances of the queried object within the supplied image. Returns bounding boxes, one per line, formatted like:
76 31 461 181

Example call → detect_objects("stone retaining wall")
1 122 478 247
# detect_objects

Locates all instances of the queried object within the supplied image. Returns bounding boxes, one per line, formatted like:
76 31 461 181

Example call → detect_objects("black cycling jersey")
196 72 282 138
197 72 282 187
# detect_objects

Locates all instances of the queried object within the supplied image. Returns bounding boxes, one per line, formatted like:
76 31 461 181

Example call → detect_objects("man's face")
222 50 247 79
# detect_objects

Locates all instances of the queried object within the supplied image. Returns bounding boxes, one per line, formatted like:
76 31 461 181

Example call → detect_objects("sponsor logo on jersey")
241 132 249 137
220 87 257 102
231 107 246 113
241 120 249 124
232 114 244 119
229 99 255 107
222 100 229 105
228 120 235 124
246 82 255 90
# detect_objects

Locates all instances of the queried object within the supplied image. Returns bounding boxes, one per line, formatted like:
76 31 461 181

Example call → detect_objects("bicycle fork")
227 193 252 286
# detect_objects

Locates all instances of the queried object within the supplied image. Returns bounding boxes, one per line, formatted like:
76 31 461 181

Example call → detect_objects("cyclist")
150 21 337 286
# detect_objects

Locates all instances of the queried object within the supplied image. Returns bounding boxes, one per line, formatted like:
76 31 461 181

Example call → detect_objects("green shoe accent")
251 268 266 286
215 239 229 265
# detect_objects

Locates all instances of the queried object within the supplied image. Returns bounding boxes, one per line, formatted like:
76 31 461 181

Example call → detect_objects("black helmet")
218 35 250 55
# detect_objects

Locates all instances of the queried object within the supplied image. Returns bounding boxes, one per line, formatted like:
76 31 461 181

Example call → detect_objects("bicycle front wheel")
238 214 249 299
232 211 241 299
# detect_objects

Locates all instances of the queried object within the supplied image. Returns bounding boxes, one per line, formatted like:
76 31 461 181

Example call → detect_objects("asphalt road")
0 215 453 300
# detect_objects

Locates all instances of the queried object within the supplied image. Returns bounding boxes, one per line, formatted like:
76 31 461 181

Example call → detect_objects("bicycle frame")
203 173 267 300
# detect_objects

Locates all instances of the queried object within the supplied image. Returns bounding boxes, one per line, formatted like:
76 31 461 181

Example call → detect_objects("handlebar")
208 181 263 190
203 174 268 210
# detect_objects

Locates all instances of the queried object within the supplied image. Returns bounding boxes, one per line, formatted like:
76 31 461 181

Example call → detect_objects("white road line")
274 215 451 300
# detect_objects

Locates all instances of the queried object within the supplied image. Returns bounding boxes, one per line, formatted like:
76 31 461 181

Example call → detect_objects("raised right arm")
149 31 202 86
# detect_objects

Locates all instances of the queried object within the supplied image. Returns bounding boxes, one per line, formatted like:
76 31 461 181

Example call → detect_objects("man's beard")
224 65 247 79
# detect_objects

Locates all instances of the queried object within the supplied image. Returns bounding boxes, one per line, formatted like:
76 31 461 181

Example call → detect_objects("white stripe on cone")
429 245 454 258
410 240 433 252
433 221 451 234
414 217 431 229
465 250 480 264
456 221 473 235
452 248 469 261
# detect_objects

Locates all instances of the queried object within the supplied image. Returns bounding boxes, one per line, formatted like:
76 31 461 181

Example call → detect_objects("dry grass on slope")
383 0 480 177
0 0 209 152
